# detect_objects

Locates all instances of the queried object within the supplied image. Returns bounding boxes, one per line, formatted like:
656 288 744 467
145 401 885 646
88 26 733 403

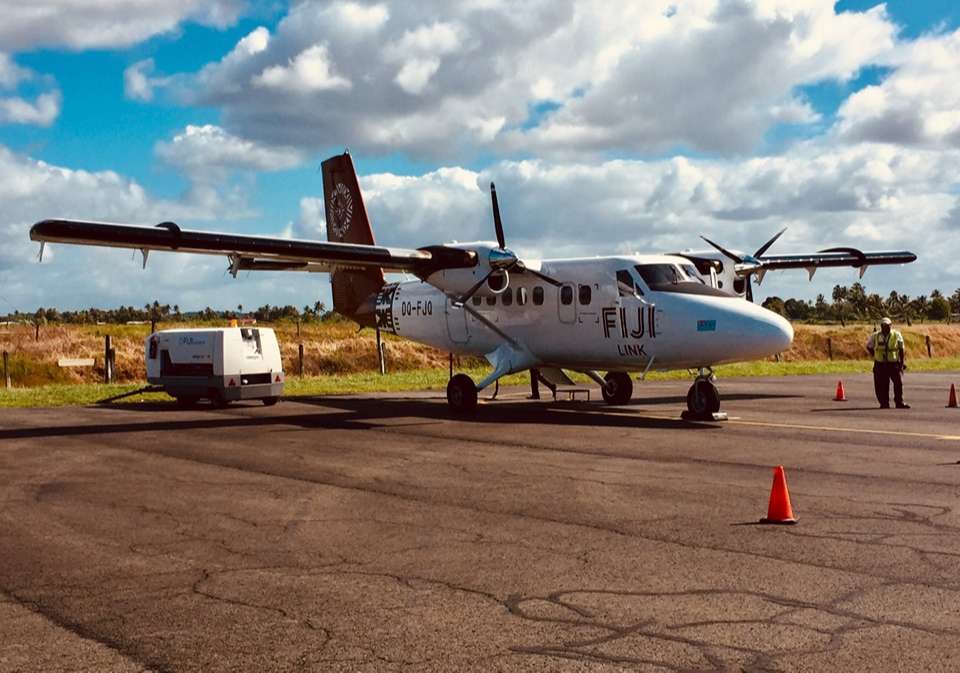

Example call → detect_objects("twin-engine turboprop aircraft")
30 152 916 415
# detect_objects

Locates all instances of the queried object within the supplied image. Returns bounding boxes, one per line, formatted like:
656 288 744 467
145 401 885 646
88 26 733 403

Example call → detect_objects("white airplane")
30 152 916 416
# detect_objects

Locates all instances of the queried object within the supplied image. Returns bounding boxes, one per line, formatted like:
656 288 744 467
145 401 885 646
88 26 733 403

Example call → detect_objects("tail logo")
329 182 353 238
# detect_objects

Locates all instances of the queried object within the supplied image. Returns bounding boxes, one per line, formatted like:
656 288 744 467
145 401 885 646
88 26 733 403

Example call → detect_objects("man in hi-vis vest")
865 317 910 409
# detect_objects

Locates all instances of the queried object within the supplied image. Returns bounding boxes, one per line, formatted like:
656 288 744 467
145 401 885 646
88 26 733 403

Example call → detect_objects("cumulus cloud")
123 58 171 102
0 90 61 126
280 141 957 297
155 124 306 182
837 27 960 149
253 43 351 92
0 0 246 51
0 52 31 88
0 142 327 312
177 0 896 160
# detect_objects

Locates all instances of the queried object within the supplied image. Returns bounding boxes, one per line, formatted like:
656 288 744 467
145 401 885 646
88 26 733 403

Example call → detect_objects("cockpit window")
617 269 643 297
681 264 706 284
635 264 683 286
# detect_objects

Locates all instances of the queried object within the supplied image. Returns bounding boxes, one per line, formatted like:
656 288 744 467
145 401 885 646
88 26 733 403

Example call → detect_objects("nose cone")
759 309 794 353
735 304 793 360
722 301 793 362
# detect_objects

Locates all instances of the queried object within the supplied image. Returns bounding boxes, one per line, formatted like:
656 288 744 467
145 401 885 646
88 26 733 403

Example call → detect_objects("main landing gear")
447 373 478 413
683 368 725 421
601 371 633 405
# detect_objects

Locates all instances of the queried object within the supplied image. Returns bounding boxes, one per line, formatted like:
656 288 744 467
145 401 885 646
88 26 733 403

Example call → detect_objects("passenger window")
517 287 528 305
533 286 544 305
486 294 496 306
560 285 574 305
472 295 482 306
502 287 513 306
578 284 592 305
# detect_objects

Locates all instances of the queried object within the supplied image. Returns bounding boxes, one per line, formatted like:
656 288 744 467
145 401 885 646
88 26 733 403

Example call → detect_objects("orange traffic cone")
833 380 847 402
948 383 958 409
760 465 797 524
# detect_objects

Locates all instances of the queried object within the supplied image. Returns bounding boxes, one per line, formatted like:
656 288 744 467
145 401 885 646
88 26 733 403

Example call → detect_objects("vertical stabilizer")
321 152 384 325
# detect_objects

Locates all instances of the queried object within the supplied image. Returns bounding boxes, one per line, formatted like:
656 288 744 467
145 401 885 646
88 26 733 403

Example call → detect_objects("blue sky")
1 1 959 312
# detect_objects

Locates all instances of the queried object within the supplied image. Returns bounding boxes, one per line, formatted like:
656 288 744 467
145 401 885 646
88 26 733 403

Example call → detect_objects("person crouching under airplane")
865 317 910 409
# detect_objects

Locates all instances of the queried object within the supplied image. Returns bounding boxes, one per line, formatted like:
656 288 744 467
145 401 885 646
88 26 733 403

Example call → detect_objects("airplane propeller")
699 227 787 302
454 183 560 305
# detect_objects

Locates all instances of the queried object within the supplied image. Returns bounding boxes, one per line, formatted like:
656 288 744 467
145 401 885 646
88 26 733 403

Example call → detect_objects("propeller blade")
455 269 497 305
459 300 519 348
699 235 743 263
753 227 787 258
521 265 562 287
745 276 754 303
490 182 506 249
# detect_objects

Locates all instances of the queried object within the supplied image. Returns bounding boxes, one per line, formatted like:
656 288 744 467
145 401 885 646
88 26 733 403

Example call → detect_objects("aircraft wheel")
687 380 720 415
601 371 633 405
447 374 478 413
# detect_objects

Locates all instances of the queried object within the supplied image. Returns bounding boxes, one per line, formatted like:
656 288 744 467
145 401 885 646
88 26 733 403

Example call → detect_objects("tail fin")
321 152 384 325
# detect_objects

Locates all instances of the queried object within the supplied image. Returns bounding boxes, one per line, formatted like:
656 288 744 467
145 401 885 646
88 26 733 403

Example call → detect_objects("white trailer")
145 327 284 406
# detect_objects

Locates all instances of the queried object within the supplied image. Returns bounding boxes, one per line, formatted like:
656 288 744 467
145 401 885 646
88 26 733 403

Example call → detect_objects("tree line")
762 284 959 324
1 300 338 326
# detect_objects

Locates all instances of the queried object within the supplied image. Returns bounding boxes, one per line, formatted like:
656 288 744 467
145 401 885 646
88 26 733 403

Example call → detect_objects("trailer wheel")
209 389 230 408
262 397 280 406
174 396 200 407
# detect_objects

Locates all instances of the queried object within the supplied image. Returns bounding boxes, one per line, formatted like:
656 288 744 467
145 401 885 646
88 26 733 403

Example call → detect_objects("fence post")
827 337 833 361
3 351 9 389
298 343 304 377
104 335 113 383
376 327 386 375
926 335 933 358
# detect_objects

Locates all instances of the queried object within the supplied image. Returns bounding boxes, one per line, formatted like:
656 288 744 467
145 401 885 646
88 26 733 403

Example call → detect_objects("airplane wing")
751 248 916 278
29 219 475 276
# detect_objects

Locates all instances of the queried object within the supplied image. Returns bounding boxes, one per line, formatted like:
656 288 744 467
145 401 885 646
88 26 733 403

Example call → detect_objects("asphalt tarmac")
2 371 960 672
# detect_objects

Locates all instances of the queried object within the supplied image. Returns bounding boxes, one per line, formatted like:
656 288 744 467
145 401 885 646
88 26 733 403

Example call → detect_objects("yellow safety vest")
873 330 904 363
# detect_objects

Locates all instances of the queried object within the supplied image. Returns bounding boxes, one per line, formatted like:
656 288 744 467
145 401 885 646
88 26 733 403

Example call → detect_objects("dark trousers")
873 362 904 407
529 368 540 400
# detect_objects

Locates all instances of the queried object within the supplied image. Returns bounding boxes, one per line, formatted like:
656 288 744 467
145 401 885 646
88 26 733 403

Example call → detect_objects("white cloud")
0 142 323 312
123 58 171 102
179 0 897 159
0 52 31 88
0 0 246 51
837 28 960 148
253 44 351 92
155 124 306 182
0 90 60 126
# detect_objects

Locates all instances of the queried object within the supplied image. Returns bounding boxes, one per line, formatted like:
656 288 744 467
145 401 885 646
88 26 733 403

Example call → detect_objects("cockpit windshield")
681 264 706 284
635 263 733 297
635 264 684 285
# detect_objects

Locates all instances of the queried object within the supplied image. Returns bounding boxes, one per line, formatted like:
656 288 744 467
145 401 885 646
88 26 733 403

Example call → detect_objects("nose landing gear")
683 368 726 421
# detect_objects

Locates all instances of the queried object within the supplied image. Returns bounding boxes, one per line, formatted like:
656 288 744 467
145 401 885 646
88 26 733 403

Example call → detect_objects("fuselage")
372 250 793 373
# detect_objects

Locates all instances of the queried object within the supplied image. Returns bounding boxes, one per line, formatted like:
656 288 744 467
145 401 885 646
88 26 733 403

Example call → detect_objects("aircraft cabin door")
558 283 576 324
445 296 469 344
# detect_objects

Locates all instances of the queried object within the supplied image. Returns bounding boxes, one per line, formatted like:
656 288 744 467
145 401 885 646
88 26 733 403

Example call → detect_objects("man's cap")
881 317 892 325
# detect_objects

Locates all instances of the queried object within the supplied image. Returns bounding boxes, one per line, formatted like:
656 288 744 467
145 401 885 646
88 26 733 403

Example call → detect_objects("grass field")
1 357 957 409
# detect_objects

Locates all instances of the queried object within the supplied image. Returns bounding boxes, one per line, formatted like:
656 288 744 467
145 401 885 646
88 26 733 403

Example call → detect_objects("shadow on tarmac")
1 391 799 442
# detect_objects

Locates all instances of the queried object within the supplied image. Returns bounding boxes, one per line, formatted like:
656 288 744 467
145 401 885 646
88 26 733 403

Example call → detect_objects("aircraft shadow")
0 393 761 441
